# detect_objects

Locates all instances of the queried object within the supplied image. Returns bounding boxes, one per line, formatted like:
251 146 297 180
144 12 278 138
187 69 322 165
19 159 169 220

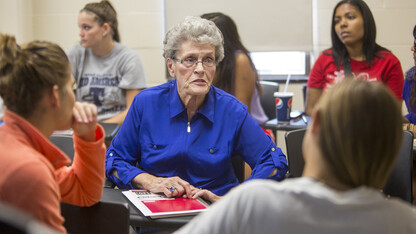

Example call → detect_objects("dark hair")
414 24 416 45
201 12 260 94
328 0 388 68
0 34 69 117
82 0 120 42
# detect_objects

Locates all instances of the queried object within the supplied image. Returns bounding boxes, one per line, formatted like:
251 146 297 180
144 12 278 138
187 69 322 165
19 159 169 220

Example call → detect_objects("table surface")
51 122 119 140
100 188 196 229
264 118 307 131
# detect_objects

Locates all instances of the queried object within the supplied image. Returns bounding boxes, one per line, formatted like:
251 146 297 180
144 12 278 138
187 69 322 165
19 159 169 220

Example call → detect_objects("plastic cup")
273 92 293 123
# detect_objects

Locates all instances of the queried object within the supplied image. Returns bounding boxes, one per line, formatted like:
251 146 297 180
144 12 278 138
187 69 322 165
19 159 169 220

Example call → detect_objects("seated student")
305 0 404 116
105 16 288 203
176 79 416 234
67 0 147 124
401 24 416 204
403 24 416 129
0 34 106 233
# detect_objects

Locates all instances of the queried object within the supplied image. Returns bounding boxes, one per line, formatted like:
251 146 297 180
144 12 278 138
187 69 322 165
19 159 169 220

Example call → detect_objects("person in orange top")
0 34 106 233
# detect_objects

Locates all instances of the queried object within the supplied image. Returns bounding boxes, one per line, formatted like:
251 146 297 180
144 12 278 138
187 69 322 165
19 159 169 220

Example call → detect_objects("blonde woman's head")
314 79 402 189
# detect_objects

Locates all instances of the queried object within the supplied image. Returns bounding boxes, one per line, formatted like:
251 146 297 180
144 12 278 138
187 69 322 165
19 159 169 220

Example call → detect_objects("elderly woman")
176 79 416 234
402 25 416 128
105 16 288 202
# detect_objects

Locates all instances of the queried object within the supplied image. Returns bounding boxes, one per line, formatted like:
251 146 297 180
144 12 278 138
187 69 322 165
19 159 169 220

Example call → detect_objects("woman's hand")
189 187 222 203
132 174 193 198
71 102 97 142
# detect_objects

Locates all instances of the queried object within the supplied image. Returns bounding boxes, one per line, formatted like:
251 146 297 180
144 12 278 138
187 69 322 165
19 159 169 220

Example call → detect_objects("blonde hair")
316 79 402 189
0 34 69 117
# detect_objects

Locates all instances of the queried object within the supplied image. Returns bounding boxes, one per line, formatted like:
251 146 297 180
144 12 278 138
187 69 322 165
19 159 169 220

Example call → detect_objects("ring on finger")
169 186 175 193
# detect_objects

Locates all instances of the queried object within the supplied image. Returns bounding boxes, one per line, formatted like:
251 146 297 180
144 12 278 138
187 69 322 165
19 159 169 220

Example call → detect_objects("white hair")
163 16 224 63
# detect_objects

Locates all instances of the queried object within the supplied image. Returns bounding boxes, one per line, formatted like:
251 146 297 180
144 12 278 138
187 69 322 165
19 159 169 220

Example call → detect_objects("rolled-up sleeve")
234 112 288 181
58 124 106 206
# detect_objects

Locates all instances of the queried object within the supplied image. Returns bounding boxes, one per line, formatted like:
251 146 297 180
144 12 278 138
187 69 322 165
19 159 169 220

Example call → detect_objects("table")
264 118 307 132
100 188 196 230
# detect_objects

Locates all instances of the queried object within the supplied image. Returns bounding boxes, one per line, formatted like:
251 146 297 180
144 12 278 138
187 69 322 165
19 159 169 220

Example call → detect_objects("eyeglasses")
173 57 216 68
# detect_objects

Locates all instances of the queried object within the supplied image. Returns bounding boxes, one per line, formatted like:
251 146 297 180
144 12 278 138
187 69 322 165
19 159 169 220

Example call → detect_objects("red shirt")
0 110 106 233
307 49 404 99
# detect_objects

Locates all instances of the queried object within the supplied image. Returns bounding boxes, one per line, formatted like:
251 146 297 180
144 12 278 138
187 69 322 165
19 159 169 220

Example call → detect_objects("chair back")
50 134 117 188
50 135 74 161
285 129 414 204
101 122 121 147
259 80 279 120
285 128 306 178
382 130 413 204
302 84 307 108
0 202 57 234
231 155 245 183
61 201 130 234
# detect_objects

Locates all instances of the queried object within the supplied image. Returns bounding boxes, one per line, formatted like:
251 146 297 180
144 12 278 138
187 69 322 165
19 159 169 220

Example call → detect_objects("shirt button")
209 149 213 153
153 145 157 149
271 147 275 152
109 153 113 157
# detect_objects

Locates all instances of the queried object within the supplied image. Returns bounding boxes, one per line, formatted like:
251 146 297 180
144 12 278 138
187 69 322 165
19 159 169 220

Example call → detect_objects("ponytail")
0 34 19 77
0 33 69 117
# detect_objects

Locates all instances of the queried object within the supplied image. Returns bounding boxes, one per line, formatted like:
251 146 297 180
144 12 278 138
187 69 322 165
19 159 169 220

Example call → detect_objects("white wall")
165 0 313 51
0 0 166 87
0 0 33 41
0 0 415 87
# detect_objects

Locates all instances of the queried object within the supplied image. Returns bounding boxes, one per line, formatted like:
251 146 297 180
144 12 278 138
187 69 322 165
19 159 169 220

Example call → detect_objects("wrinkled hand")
71 102 97 141
142 175 194 198
189 187 221 203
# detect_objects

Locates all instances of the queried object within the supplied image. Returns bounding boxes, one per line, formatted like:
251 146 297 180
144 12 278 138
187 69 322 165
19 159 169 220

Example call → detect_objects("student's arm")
236 112 288 181
234 53 256 111
305 87 323 116
102 89 141 124
58 102 106 206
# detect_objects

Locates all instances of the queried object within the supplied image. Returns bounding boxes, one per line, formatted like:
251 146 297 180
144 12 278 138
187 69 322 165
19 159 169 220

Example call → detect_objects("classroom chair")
285 129 414 204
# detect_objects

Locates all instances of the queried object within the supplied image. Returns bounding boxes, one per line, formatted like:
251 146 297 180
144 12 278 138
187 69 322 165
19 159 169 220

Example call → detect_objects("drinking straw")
283 74 291 93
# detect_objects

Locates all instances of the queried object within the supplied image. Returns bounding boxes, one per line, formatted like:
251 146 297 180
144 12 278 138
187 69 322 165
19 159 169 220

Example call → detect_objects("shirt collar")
3 109 71 169
168 79 215 123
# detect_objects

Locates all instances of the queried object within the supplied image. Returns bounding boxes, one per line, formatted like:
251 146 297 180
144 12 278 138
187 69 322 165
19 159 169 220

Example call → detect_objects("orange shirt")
0 110 106 233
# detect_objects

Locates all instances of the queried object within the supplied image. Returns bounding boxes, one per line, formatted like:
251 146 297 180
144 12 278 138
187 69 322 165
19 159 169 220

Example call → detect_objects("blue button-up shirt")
106 79 288 196
403 66 416 124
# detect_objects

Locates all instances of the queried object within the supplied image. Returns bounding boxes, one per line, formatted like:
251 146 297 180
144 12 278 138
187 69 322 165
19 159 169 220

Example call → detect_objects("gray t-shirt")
176 178 416 234
67 42 147 121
